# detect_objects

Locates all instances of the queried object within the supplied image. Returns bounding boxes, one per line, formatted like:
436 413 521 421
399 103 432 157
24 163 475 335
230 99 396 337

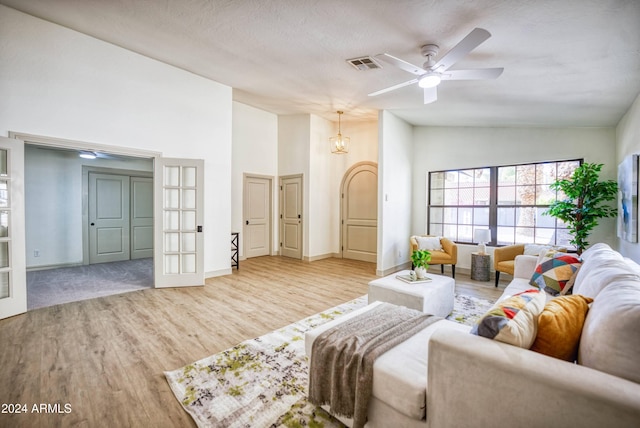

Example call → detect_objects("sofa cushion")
530 295 593 361
500 277 553 304
471 289 545 348
372 319 469 420
579 242 621 262
578 280 640 384
305 303 471 421
572 243 626 297
572 257 640 299
530 253 582 296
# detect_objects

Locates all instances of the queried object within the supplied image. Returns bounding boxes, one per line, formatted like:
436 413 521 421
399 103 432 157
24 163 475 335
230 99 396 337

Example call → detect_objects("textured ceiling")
2 0 640 127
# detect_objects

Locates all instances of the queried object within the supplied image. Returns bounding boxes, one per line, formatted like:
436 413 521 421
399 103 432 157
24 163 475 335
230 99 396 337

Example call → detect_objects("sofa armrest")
427 329 640 428
493 244 524 270
409 236 419 254
513 254 538 279
440 237 457 263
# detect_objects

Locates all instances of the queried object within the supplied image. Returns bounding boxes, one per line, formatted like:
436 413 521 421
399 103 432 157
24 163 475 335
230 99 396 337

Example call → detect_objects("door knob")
246 220 249 225
90 223 95 226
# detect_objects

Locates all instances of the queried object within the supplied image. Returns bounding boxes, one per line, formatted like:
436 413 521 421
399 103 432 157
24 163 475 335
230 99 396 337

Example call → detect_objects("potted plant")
411 249 432 279
544 163 618 255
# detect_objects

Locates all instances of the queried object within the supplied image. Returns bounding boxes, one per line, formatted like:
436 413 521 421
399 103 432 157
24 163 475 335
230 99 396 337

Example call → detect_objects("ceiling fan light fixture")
418 73 441 88
330 111 350 154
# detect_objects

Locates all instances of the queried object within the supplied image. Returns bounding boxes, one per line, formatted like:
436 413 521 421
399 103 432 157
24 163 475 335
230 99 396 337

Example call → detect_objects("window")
428 160 581 248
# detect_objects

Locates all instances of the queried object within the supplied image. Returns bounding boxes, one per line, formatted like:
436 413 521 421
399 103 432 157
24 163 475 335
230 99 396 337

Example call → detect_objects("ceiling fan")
368 28 504 104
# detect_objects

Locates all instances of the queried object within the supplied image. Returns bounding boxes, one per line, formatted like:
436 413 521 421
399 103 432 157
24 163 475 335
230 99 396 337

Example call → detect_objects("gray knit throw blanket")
308 303 441 428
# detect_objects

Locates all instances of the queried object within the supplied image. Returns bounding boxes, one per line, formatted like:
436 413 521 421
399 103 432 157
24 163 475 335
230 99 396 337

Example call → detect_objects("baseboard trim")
376 261 412 277
304 253 340 263
27 262 83 272
375 262 474 278
206 268 232 278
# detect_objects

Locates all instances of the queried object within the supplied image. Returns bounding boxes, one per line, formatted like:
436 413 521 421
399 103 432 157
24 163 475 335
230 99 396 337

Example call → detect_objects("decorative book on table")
395 274 432 284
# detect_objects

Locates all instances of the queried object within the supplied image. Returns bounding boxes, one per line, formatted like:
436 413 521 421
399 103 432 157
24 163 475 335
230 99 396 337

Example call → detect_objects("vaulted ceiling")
2 0 639 127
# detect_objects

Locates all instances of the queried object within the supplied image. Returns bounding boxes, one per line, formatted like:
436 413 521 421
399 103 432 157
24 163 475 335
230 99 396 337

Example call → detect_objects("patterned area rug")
165 293 494 428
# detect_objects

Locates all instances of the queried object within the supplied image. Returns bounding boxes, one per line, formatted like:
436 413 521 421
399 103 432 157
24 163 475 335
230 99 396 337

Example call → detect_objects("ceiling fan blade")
375 53 424 75
368 78 419 97
424 86 437 104
442 68 504 80
433 28 492 71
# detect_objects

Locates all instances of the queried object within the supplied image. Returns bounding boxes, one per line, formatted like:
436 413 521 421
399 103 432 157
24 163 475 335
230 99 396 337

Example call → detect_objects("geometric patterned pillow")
530 253 582 296
470 289 546 348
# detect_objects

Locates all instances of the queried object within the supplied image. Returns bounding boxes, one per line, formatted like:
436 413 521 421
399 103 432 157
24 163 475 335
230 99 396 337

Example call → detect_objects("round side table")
471 252 491 281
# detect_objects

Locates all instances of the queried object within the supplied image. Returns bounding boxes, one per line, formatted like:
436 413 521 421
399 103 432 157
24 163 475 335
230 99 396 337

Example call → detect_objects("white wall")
378 111 414 275
0 6 233 276
232 102 278 257
309 114 336 258
412 126 617 270
278 114 378 260
24 146 152 268
309 116 379 259
617 92 640 262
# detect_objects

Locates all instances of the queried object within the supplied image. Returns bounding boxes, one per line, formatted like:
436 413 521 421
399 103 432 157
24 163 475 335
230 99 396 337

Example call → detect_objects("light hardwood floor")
0 256 503 428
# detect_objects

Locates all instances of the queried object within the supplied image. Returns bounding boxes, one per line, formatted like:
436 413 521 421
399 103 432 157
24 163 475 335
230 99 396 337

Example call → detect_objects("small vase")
415 266 427 279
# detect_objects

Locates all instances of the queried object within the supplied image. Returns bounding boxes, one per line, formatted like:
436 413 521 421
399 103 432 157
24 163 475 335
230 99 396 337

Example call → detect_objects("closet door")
88 173 130 264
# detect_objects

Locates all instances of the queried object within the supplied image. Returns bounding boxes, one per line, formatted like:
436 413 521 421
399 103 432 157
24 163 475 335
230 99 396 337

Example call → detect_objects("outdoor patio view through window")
428 160 582 249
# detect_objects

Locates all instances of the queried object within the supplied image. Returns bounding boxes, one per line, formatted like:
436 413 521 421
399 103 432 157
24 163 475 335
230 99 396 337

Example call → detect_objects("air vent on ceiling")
346 56 382 71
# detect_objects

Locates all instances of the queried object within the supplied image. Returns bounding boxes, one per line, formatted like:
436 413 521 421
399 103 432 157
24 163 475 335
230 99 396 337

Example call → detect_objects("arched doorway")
341 162 378 262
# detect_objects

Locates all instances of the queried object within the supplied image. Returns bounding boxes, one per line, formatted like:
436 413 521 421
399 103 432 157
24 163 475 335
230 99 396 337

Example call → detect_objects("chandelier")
329 111 350 154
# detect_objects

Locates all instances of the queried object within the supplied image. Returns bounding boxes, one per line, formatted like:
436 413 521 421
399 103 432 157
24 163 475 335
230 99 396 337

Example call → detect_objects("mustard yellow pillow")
530 295 593 361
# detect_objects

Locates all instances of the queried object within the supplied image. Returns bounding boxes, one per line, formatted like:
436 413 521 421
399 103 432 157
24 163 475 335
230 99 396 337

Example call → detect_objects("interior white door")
0 136 27 320
154 157 204 288
131 176 153 259
89 172 130 264
244 176 271 258
342 163 378 263
280 175 303 259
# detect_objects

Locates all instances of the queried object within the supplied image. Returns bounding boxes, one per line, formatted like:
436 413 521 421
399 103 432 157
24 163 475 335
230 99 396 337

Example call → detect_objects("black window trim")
427 158 583 247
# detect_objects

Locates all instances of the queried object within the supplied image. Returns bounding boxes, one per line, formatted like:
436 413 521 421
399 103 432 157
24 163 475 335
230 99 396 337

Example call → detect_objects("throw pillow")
524 244 551 256
416 236 442 251
536 249 559 266
471 289 546 348
562 264 582 295
530 295 593 361
530 253 582 296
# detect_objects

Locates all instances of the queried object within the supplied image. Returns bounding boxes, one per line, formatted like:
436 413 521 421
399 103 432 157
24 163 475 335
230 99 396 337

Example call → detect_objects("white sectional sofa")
305 243 640 428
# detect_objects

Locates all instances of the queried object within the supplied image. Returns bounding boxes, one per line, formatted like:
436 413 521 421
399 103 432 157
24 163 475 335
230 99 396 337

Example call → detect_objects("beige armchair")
410 235 458 278
494 244 566 287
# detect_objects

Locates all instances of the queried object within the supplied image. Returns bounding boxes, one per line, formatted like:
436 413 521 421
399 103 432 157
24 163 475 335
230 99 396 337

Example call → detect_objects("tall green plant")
544 163 618 254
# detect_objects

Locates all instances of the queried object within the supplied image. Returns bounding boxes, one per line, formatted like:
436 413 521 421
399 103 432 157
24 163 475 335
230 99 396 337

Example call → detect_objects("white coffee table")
368 270 455 317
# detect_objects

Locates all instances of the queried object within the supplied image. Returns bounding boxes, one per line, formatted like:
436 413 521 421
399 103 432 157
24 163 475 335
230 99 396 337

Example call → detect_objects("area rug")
165 293 494 428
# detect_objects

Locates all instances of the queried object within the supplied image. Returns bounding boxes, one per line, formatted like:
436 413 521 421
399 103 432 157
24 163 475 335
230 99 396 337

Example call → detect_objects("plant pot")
415 267 427 279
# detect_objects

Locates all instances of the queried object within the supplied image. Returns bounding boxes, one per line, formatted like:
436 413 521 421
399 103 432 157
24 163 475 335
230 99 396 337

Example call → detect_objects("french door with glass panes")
154 157 204 288
0 137 26 320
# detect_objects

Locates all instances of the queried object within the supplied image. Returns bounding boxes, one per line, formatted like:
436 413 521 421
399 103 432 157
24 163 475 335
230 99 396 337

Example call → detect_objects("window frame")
427 159 583 248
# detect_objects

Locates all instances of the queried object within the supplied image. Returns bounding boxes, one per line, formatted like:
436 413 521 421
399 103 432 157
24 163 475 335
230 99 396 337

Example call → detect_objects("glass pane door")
154 158 204 288
0 137 26 320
